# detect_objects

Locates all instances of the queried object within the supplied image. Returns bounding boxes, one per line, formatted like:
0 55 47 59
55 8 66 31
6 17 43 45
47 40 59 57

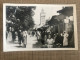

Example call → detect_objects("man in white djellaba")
23 30 27 47
63 31 69 47
7 27 12 42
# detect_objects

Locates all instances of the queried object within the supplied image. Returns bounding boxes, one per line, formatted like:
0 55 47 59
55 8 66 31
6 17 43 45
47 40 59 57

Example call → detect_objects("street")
6 32 38 49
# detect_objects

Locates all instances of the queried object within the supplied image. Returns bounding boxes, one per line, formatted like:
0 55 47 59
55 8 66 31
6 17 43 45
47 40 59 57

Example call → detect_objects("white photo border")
3 3 78 52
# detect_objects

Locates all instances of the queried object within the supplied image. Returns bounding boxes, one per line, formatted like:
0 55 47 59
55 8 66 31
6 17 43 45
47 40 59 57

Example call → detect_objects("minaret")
40 9 45 26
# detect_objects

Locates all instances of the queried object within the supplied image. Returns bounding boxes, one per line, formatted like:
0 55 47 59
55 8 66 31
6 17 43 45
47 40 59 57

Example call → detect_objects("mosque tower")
40 9 45 26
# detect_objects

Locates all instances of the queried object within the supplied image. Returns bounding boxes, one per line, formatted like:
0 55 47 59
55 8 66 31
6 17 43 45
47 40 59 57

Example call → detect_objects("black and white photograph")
3 4 78 52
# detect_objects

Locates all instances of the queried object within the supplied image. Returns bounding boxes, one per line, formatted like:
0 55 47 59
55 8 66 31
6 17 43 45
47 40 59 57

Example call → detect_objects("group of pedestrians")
7 27 28 48
18 29 27 47
54 32 69 48
6 26 69 48
36 30 69 48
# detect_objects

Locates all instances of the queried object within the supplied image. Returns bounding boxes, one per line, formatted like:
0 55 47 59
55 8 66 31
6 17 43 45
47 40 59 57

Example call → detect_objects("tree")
6 6 36 31
6 6 17 31
23 15 35 30
6 6 16 20
15 6 36 31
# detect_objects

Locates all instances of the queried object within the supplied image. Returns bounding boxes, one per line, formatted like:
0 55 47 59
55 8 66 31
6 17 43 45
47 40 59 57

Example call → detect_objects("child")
47 34 55 48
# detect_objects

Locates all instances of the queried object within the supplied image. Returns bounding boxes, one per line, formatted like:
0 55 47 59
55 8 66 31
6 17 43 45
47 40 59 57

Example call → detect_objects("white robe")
23 31 27 45
63 33 69 46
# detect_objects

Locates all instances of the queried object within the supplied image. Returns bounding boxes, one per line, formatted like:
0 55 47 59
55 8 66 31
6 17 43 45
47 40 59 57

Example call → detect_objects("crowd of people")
6 27 28 48
35 29 69 48
6 25 71 48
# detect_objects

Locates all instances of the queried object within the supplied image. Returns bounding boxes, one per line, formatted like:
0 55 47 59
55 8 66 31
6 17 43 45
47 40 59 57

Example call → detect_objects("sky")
32 5 64 25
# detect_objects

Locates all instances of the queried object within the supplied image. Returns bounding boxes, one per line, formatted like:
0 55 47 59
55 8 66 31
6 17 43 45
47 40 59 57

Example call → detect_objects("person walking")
63 31 69 47
23 30 27 48
12 27 15 42
58 33 63 47
7 27 12 42
18 29 23 46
